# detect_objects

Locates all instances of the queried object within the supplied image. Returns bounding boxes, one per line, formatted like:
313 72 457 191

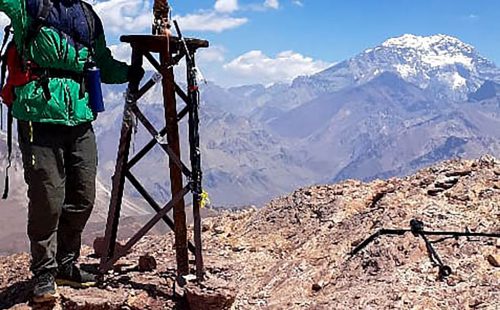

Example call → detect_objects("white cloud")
175 12 248 33
100 44 332 88
264 0 279 9
108 43 158 71
0 13 9 26
108 43 132 64
215 0 239 13
0 13 12 47
91 0 248 35
223 50 332 85
93 0 152 35
198 46 226 63
292 0 304 7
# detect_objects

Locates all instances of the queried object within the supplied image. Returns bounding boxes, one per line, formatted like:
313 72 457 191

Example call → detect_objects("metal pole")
186 50 204 280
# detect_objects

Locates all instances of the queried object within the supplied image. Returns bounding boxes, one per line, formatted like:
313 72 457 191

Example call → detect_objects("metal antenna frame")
349 219 500 280
99 31 209 281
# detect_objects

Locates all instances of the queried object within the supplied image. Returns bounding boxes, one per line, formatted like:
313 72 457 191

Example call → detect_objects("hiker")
0 0 143 302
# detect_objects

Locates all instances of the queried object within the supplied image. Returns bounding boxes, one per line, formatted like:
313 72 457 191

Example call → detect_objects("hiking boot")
56 263 97 288
33 272 59 303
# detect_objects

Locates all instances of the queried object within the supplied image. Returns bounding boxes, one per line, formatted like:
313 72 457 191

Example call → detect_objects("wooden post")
100 47 143 271
160 50 189 276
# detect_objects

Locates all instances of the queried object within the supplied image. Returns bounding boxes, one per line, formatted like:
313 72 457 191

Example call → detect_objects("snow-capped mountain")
299 34 500 102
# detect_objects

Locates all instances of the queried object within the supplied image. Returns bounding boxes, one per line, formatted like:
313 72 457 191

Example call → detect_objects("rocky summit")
0 156 499 309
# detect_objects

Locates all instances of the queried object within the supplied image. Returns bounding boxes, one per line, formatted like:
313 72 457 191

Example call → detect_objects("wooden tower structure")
98 10 208 280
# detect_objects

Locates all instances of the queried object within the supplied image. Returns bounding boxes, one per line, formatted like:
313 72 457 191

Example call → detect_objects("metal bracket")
349 219 500 280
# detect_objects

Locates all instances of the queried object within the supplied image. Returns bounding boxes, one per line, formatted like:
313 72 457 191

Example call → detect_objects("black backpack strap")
0 43 13 92
1 24 13 132
2 106 13 200
1 24 13 89
37 0 53 20
1 50 7 131
22 0 54 99
0 25 15 199
80 2 97 53
24 0 53 56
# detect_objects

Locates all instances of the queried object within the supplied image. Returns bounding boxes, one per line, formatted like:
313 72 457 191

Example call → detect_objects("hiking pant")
18 121 97 275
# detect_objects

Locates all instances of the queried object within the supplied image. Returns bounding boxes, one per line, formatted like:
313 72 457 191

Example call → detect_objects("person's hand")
127 65 145 87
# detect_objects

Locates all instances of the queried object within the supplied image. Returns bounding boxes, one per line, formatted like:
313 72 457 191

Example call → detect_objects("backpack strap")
0 25 14 200
0 25 13 133
1 47 7 131
1 0 54 200
2 106 13 200
23 0 53 62
31 0 53 37
80 2 97 54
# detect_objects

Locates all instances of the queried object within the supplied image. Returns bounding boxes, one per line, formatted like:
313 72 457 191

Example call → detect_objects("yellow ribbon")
199 190 210 208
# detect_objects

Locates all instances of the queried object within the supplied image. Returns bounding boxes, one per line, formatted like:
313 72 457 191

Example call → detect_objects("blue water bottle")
86 62 105 113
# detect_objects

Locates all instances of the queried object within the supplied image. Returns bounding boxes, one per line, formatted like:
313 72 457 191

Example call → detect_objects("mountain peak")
381 34 474 52
311 33 500 101
301 32 500 104
377 34 478 72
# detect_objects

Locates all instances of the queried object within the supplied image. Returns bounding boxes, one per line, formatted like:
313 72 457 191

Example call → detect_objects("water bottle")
86 62 105 113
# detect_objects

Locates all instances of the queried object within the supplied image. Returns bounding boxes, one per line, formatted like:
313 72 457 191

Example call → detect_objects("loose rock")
138 254 157 272
486 254 500 267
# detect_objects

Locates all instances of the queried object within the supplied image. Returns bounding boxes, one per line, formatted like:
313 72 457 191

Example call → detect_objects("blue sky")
1 0 499 86
171 0 499 86
173 0 500 65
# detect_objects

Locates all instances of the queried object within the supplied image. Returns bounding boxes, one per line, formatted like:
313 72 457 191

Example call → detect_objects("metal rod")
125 171 196 253
174 83 191 105
127 126 168 170
144 51 162 72
177 105 189 121
101 186 190 272
133 73 162 101
143 50 185 73
350 228 499 256
186 48 204 280
413 231 500 238
130 104 192 178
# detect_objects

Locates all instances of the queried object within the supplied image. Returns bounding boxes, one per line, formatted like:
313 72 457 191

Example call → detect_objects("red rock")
138 254 157 272
93 237 128 258
185 278 236 310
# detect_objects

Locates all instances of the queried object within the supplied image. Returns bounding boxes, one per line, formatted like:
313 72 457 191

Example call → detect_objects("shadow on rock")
0 280 32 309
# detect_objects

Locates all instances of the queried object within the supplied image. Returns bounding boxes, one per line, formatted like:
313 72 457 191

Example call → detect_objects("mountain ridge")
303 33 500 102
88 33 500 207
2 33 499 210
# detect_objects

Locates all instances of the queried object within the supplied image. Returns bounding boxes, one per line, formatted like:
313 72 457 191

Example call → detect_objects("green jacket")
0 0 130 126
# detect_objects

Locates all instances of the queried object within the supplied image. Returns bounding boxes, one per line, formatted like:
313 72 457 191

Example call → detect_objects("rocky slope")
0 156 498 309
